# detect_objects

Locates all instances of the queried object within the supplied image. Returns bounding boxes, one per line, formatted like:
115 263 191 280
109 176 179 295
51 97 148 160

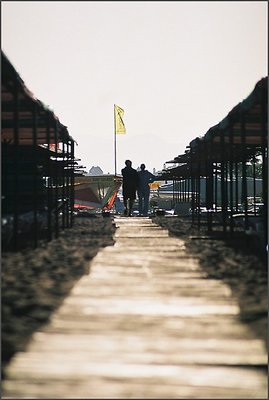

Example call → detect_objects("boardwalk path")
2 217 267 399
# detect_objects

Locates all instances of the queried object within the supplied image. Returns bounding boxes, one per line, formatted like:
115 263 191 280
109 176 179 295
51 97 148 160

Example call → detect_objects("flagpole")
114 104 117 176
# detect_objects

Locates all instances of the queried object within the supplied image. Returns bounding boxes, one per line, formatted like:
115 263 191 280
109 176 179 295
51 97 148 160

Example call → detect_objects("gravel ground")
2 213 267 379
152 215 267 351
1 214 116 378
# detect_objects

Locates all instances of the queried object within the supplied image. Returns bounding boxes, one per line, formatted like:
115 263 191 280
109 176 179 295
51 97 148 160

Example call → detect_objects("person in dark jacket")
121 160 139 216
137 163 156 216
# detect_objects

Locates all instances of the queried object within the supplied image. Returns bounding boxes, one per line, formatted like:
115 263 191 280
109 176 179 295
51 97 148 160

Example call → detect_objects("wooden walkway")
2 217 267 399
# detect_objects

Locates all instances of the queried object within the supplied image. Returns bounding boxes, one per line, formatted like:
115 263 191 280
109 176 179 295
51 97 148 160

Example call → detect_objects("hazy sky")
2 1 268 174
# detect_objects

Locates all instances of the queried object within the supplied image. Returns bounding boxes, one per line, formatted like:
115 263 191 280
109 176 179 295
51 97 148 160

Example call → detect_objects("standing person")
137 163 156 216
121 160 139 216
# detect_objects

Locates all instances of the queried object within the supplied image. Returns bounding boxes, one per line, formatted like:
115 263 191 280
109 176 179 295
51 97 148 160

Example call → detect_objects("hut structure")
158 77 268 250
1 52 79 251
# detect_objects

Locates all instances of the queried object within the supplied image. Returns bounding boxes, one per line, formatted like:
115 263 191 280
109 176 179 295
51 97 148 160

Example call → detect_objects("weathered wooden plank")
2 217 267 399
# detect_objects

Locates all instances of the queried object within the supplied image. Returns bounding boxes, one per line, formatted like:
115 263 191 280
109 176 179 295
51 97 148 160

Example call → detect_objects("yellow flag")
114 104 126 134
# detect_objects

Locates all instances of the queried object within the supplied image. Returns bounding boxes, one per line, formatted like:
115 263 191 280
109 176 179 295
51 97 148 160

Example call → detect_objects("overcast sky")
2 1 268 174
